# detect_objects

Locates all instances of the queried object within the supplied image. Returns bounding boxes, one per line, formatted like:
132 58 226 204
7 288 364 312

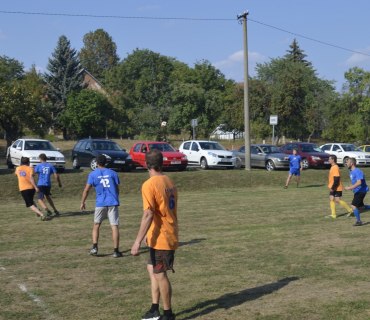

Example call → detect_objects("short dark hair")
97 154 107 166
146 149 163 171
329 154 337 163
21 157 30 165
39 153 47 161
348 157 357 165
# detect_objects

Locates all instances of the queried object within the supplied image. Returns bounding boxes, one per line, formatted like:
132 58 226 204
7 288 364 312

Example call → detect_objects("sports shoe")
347 211 354 217
40 215 51 221
284 186 288 189
54 210 60 216
112 251 123 258
159 314 175 320
141 309 160 320
90 247 98 255
353 221 363 227
46 209 53 216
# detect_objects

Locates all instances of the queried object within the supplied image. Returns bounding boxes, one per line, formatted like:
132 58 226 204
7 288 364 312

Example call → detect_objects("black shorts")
21 189 36 207
38 186 51 199
148 248 175 274
330 190 343 197
352 192 367 208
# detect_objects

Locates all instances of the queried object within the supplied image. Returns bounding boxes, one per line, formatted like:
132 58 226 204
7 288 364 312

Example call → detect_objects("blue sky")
1 0 370 91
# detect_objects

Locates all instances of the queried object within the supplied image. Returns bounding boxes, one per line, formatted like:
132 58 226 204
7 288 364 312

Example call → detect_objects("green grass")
1 166 370 319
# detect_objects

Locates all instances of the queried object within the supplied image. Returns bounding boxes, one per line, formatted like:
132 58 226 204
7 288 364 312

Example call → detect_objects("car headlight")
163 157 168 161
207 152 217 157
56 157 65 161
311 156 321 161
102 153 111 160
181 155 187 160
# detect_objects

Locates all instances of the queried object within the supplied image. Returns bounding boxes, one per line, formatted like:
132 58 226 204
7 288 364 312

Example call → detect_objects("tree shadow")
177 276 299 320
53 210 94 218
0 168 14 175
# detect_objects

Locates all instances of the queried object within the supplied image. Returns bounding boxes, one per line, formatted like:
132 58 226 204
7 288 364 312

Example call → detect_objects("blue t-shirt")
289 155 301 169
87 168 120 207
349 168 369 193
35 162 57 187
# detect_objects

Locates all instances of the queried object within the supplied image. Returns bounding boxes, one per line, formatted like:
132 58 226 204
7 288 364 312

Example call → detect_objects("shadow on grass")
299 184 325 188
177 276 299 320
0 168 14 175
53 210 94 218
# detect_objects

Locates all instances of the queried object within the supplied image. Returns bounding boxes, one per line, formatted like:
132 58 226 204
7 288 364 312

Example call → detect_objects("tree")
80 29 119 81
63 89 113 138
44 35 84 139
285 38 311 67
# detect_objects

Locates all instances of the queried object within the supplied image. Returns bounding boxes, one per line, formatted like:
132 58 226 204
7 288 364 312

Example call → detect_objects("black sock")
164 309 173 316
92 243 98 248
114 247 119 253
150 303 159 312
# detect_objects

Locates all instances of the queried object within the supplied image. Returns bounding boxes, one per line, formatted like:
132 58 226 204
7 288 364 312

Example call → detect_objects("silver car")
232 144 289 171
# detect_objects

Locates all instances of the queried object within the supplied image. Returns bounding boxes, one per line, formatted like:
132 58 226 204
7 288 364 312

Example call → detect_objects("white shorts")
94 206 119 225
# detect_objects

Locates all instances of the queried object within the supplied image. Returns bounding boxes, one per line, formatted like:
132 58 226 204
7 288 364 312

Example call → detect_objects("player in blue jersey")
80 154 122 258
344 158 370 226
35 153 62 216
284 148 303 189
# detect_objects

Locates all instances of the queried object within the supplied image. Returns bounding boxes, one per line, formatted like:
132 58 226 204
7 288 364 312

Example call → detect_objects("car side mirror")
16 146 22 150
337 150 342 152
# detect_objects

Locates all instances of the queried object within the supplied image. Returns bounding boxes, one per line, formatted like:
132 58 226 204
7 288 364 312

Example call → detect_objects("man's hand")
131 242 141 256
345 186 351 191
80 202 86 211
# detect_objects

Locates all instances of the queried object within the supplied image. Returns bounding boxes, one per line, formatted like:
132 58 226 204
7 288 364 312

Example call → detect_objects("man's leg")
45 195 58 212
153 271 172 311
285 174 292 188
329 195 336 218
92 223 100 244
111 225 120 250
147 264 160 304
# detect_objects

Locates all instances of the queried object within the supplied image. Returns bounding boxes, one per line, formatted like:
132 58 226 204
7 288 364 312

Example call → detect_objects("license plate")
171 160 181 164
114 160 125 164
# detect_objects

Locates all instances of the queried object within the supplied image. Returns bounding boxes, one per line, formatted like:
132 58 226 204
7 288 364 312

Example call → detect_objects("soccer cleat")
54 210 60 216
141 309 161 320
353 221 363 227
90 247 98 255
284 186 288 189
159 314 175 320
347 211 354 217
46 209 53 216
325 215 336 219
40 215 51 221
112 251 123 258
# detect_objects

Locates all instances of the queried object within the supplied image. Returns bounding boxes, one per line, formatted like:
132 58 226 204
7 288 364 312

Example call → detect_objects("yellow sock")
339 200 352 213
330 201 336 217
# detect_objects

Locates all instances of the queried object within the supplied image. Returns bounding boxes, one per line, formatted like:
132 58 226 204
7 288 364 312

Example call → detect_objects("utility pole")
237 11 251 170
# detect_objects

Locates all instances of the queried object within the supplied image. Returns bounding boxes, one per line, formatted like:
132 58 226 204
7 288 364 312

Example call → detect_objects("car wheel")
200 157 209 170
266 160 276 171
90 158 97 170
234 157 242 169
7 156 14 169
72 157 80 169
302 158 309 169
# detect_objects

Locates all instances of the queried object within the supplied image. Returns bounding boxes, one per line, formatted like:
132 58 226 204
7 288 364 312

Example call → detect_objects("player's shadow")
177 276 299 320
54 211 94 218
93 249 131 258
299 184 325 188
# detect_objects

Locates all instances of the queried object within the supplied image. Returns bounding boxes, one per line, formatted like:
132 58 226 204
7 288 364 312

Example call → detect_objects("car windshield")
149 143 176 152
301 144 322 152
24 140 57 151
199 142 225 150
341 144 359 152
92 141 123 151
260 145 281 154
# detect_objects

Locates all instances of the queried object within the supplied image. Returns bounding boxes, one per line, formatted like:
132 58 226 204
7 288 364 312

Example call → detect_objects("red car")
130 141 188 171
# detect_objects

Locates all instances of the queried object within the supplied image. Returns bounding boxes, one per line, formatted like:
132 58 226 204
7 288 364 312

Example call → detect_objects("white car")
320 143 370 166
6 138 66 171
179 140 235 169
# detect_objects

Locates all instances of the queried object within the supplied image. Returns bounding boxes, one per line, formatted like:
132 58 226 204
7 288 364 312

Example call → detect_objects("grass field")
1 164 370 320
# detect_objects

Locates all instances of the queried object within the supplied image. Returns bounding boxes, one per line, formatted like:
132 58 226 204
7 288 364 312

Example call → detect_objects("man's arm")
345 179 362 191
54 173 62 187
131 209 154 256
80 184 92 210
331 176 340 191
30 174 39 192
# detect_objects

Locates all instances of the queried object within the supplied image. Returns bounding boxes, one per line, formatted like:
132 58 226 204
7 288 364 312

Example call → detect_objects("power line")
0 9 369 58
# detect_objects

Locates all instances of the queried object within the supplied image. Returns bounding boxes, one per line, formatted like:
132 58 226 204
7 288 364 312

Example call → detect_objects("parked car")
6 138 66 171
232 144 290 171
71 138 132 171
129 141 188 171
320 143 370 166
179 140 235 169
280 142 330 169
358 145 370 153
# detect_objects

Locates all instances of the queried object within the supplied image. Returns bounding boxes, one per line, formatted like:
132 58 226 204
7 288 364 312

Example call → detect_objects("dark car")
71 139 132 171
280 142 330 169
130 141 188 171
